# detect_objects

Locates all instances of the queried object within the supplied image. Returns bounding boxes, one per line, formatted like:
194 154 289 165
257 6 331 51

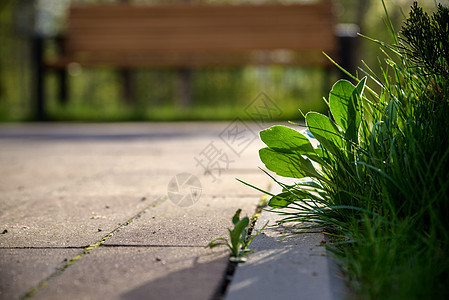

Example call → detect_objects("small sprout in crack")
205 209 268 263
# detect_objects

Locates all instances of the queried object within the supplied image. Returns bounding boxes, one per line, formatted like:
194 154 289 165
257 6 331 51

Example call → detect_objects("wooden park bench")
34 2 357 120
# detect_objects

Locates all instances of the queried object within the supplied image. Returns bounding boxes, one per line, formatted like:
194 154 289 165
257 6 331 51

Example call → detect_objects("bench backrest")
64 3 337 67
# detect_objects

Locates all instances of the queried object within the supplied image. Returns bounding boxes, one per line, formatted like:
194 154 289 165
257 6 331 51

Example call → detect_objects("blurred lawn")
0 64 330 122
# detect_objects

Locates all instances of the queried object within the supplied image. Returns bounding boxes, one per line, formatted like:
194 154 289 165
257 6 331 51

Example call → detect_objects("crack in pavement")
100 244 204 248
0 246 87 250
1 244 204 250
212 184 271 300
21 196 167 300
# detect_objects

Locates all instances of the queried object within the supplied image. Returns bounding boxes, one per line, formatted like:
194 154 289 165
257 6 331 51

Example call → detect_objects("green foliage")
205 209 267 262
259 125 323 179
250 2 449 298
401 2 449 77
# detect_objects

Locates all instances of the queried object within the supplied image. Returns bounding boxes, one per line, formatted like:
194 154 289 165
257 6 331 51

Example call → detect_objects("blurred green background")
0 0 442 122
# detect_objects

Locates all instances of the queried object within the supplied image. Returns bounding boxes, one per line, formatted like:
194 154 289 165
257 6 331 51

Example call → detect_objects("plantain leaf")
306 112 343 155
329 77 366 145
260 125 315 154
259 147 324 181
259 148 305 178
346 77 366 143
329 80 356 132
268 191 307 208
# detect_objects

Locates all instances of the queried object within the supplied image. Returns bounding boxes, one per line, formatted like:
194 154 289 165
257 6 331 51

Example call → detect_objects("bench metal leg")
32 35 46 121
53 35 69 106
58 68 68 105
176 68 192 108
337 24 360 82
120 69 135 105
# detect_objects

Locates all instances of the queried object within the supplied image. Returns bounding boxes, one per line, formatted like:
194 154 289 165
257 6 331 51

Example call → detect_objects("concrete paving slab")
1 167 266 249
0 248 81 300
197 172 268 197
0 122 265 202
0 195 158 248
0 169 167 213
104 195 260 247
32 247 228 300
46 170 267 199
0 139 194 196
47 171 171 199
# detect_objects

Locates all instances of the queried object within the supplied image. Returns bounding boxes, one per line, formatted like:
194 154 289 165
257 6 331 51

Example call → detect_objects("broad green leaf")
260 126 314 154
346 77 366 142
260 148 314 179
306 112 343 155
329 77 366 144
268 191 308 208
259 148 305 178
297 156 323 179
329 80 355 132
260 126 325 164
268 192 294 208
259 148 323 180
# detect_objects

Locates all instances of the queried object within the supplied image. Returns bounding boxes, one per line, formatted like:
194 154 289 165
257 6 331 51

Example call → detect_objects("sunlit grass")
248 2 449 299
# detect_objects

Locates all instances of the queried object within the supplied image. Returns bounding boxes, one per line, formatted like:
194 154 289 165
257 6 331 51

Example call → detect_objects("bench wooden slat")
67 34 334 52
46 50 332 69
67 3 333 18
57 3 337 67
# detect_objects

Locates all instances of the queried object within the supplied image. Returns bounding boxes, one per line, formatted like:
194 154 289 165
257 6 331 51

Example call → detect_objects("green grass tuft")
248 2 449 298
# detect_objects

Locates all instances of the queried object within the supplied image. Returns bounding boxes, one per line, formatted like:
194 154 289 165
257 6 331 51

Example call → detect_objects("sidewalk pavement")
0 122 344 300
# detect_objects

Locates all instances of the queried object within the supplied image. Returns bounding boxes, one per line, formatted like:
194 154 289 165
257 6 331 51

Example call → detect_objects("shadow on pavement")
120 255 228 300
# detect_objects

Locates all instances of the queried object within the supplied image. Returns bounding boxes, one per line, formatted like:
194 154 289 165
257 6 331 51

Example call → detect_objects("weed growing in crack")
205 209 267 262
